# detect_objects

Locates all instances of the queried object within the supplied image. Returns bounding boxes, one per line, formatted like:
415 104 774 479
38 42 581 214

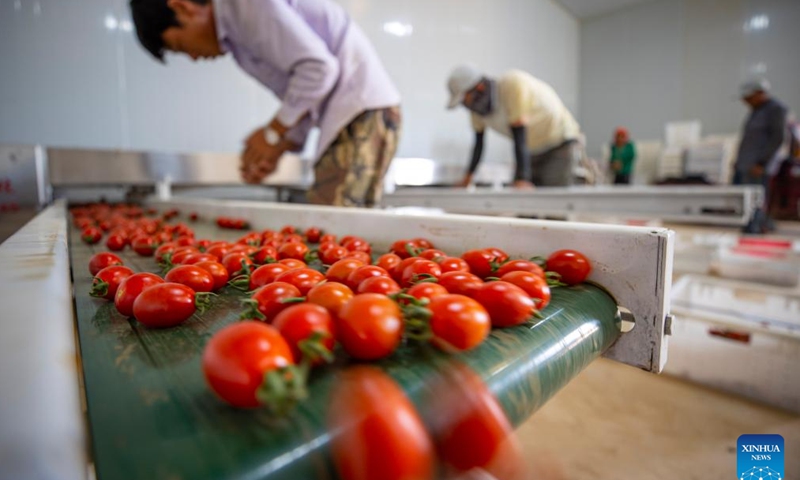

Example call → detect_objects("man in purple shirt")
130 0 402 207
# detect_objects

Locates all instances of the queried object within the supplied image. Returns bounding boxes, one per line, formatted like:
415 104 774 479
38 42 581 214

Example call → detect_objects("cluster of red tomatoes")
76 205 592 414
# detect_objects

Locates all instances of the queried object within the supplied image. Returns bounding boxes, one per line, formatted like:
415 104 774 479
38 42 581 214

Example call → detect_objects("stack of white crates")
683 136 739 184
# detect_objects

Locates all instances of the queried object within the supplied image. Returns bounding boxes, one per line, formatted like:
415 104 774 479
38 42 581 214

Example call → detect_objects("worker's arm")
511 124 532 183
242 0 340 130
461 131 485 187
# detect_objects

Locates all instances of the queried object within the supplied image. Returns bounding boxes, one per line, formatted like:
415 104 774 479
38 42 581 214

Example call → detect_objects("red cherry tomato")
282 233 304 244
206 243 233 262
426 364 523 478
437 257 470 273
375 253 402 272
154 242 178 263
194 261 229 292
248 282 302 323
195 239 212 251
389 239 420 259
88 252 123 276
461 249 501 279
178 252 215 265
328 367 435 480
473 281 535 328
304 227 322 243
202 321 294 408
133 283 207 328
337 294 403 360
82 227 102 245
326 258 365 284
221 252 254 277
438 271 484 298
274 268 325 295
278 242 309 261
228 244 257 256
346 265 390 290
500 271 551 309
307 282 354 318
342 237 371 254
90 266 135 300
114 273 165 317
132 236 158 257
495 259 545 278
105 234 127 251
280 225 297 235
278 258 306 270
357 276 401 296
320 244 348 265
273 303 335 365
418 249 446 261
174 235 195 247
391 257 423 282
428 294 491 352
400 259 442 287
412 238 435 250
405 282 449 303
170 246 201 265
485 247 509 264
546 249 592 285
319 233 337 244
165 265 215 293
343 250 371 264
251 246 278 265
248 263 292 290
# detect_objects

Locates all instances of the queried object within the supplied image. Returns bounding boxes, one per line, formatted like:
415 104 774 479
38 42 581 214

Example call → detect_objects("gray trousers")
529 140 581 186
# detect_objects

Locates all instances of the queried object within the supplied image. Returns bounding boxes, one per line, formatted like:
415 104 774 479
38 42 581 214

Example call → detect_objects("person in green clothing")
610 127 636 184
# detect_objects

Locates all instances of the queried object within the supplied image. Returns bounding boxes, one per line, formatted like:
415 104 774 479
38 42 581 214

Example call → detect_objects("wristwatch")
264 127 281 146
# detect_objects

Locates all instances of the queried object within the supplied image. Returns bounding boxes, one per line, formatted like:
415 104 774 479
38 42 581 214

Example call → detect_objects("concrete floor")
518 359 800 480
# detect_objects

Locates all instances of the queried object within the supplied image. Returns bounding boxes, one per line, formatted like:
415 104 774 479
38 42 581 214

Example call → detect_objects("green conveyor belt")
69 220 622 480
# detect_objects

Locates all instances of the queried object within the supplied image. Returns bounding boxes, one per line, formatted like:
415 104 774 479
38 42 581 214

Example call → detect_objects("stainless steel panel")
47 147 313 187
0 143 49 208
384 185 764 226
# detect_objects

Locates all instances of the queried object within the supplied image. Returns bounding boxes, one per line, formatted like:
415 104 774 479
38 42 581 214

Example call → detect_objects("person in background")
130 0 401 207
734 79 788 232
609 127 636 185
446 65 583 188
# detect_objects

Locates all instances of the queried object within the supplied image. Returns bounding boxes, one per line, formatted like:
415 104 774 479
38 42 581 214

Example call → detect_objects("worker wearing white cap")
446 65 582 188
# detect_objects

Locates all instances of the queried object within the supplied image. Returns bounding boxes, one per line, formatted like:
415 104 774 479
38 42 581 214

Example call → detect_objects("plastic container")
667 274 800 413
710 244 800 287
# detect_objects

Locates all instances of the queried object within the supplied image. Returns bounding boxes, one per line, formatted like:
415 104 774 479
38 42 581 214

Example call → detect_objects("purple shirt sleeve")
240 0 341 127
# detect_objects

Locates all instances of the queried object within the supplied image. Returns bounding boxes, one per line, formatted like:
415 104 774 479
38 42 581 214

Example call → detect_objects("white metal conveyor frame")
382 185 765 226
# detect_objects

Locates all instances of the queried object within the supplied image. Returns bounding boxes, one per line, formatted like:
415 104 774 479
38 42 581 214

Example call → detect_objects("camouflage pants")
307 106 402 207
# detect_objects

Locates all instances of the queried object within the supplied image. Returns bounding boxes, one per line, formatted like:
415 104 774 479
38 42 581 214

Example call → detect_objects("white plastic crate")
667 274 800 413
710 244 800 287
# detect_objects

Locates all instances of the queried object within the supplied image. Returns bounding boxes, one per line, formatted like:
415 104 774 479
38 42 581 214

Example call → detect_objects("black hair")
129 0 208 62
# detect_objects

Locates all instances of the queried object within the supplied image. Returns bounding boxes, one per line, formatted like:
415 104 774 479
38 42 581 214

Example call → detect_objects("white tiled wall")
580 0 800 160
0 0 580 170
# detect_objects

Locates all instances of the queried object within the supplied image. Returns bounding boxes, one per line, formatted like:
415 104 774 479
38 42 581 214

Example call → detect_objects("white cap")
446 64 483 109
740 78 771 98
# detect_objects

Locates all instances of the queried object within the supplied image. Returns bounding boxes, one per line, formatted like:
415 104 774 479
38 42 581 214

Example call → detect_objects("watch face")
266 128 280 145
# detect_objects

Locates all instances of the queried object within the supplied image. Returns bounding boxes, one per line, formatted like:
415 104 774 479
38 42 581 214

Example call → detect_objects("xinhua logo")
738 434 784 480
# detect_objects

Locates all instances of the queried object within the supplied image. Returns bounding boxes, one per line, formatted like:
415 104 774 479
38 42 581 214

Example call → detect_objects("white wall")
0 0 579 169
580 0 800 159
